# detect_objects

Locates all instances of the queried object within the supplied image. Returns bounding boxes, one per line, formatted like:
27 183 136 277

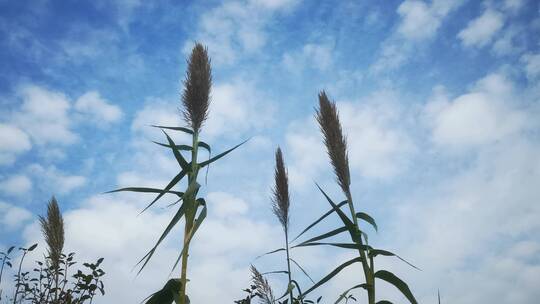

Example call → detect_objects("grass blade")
291 200 348 243
162 130 190 171
369 249 420 270
374 270 417 304
302 257 363 297
296 226 348 246
105 187 184 197
289 257 315 284
152 142 192 151
334 284 368 304
293 242 370 250
152 125 193 135
171 199 207 272
255 247 286 259
136 202 188 274
356 212 378 232
140 170 187 214
198 139 249 168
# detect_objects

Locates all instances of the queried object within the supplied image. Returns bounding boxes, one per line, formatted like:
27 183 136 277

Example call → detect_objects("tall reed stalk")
271 148 293 304
39 197 65 304
109 43 247 304
290 91 418 304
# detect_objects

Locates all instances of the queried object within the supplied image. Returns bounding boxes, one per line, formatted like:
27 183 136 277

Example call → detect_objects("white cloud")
185 0 299 65
0 175 32 196
371 0 464 73
521 53 540 80
458 9 504 48
282 41 334 73
13 85 77 145
27 164 86 194
0 123 31 165
203 80 275 139
0 201 32 230
492 26 524 56
425 73 530 147
75 91 123 125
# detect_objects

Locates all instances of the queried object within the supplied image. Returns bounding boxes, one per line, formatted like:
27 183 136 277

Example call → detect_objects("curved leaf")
261 270 289 275
356 212 378 232
293 242 370 251
315 184 354 228
152 142 192 151
291 200 348 243
255 247 286 259
140 170 187 214
374 270 417 304
289 257 315 284
369 249 420 270
302 257 363 297
105 187 184 197
198 139 249 168
171 199 207 271
376 301 393 304
334 284 367 304
162 130 189 171
296 226 348 246
152 125 193 135
136 201 188 274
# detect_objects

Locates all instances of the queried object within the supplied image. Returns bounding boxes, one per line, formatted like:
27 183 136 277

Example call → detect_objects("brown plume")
271 147 290 232
182 42 212 133
39 196 65 269
316 91 351 196
250 265 276 304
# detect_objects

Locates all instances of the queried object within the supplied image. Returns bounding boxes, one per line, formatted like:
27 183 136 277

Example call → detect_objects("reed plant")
288 91 418 304
108 43 246 304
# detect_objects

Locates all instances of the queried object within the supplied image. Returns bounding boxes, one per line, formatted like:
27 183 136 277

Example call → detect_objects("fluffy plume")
181 42 212 133
272 147 290 232
39 196 65 269
315 91 351 195
250 265 276 304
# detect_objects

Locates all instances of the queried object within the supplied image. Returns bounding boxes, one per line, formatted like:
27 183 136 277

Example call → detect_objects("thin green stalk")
345 192 374 304
179 131 200 304
13 250 28 304
285 231 293 304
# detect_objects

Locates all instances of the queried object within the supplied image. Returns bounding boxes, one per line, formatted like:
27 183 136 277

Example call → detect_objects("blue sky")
1 0 539 303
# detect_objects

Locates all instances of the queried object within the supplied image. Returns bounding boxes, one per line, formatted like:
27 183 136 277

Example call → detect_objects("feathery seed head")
316 91 351 195
272 147 290 232
39 196 65 269
182 42 212 133
250 265 276 304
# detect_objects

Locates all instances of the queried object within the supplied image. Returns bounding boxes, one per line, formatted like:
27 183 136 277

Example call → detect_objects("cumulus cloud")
425 73 530 147
0 123 31 165
0 175 32 196
27 164 86 194
75 91 123 125
282 41 335 73
371 0 464 73
0 201 32 230
184 0 299 65
458 9 504 48
521 53 540 80
13 85 77 145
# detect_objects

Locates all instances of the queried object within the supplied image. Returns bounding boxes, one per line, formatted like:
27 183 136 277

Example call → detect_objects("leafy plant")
289 91 418 304
108 42 246 304
1 197 105 304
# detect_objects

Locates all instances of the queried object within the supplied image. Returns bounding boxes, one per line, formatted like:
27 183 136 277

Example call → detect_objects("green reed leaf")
171 199 207 271
374 270 417 304
143 279 184 304
105 187 184 197
152 125 194 135
376 301 393 304
355 212 378 232
261 270 289 275
296 226 348 246
136 201 188 274
293 242 370 250
162 130 190 171
198 139 249 168
255 247 286 259
289 257 315 284
369 249 420 270
334 284 368 304
291 200 348 243
302 257 363 297
140 170 187 214
315 184 354 229
152 142 192 151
